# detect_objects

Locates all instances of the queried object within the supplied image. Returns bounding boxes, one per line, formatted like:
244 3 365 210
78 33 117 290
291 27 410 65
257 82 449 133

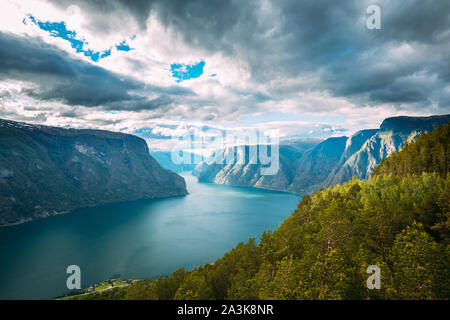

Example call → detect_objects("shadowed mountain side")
0 119 187 226
287 136 348 194
195 141 319 192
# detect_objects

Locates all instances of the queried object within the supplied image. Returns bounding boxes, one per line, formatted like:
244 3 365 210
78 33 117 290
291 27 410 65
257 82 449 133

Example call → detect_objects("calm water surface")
0 173 300 299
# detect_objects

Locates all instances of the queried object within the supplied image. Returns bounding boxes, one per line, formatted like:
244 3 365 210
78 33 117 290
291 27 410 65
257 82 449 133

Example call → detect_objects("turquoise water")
0 173 300 299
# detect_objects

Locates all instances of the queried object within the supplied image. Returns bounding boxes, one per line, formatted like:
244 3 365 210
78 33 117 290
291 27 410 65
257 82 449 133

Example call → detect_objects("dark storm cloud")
47 0 450 112
379 0 450 44
58 109 80 118
0 32 193 110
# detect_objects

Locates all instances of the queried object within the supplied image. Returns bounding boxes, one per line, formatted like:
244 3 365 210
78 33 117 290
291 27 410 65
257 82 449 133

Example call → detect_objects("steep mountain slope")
322 129 378 186
0 119 188 226
195 140 319 192
194 115 450 194
324 116 450 187
287 136 348 194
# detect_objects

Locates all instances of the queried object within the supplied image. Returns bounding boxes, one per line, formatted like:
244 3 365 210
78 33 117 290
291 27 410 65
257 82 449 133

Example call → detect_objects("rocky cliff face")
195 141 319 192
0 119 187 225
287 136 348 194
193 115 450 194
324 116 448 187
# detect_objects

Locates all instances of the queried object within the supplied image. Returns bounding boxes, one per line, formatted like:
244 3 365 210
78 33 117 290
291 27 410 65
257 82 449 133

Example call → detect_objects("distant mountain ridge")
194 115 450 194
0 119 188 226
194 140 319 192
150 151 197 173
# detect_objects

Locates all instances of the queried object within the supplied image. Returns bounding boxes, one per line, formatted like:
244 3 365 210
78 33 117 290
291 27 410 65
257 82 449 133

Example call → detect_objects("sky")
0 0 449 150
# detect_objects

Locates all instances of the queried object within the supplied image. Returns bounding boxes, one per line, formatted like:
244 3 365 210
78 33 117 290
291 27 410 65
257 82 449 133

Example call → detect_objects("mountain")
75 124 450 300
0 119 188 226
195 140 320 192
287 136 348 194
324 116 450 187
322 129 379 187
150 151 197 173
379 115 450 133
194 115 450 194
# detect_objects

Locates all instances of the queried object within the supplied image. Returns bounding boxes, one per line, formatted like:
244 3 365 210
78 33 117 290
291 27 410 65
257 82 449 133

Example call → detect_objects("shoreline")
0 192 188 228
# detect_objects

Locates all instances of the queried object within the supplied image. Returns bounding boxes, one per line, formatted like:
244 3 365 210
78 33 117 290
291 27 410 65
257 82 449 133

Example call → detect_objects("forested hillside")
372 124 449 178
77 124 450 300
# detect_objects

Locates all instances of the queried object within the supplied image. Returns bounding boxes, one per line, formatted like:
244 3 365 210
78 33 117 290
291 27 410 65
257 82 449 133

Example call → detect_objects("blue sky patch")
25 15 133 62
116 41 132 52
171 61 205 82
